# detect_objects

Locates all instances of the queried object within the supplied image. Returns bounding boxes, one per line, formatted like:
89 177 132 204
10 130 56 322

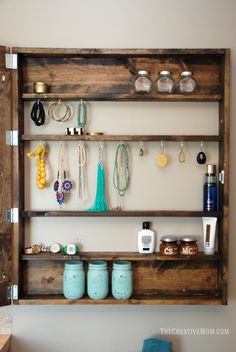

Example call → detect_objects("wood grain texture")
21 55 222 100
22 210 221 218
0 334 11 352
23 260 220 298
0 58 12 307
21 134 221 142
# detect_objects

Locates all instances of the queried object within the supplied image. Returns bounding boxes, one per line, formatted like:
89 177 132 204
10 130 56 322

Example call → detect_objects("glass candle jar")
179 236 198 256
178 71 196 93
134 70 152 93
87 261 108 300
159 236 179 256
63 261 85 299
112 261 133 300
156 71 175 93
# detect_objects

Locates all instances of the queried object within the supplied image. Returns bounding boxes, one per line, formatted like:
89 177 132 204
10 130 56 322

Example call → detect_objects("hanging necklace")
75 141 87 203
54 143 73 205
86 141 109 212
77 99 87 130
113 143 130 210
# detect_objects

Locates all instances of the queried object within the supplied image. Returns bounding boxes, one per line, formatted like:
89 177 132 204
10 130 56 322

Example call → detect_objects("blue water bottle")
87 261 108 299
203 164 217 212
112 261 133 300
63 261 85 299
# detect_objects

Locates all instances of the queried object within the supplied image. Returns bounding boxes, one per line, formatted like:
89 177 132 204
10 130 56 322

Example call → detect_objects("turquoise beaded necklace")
77 100 87 128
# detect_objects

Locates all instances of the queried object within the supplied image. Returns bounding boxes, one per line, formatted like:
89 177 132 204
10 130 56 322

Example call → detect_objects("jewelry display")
113 143 130 210
75 141 87 203
54 143 73 205
27 144 47 189
48 99 72 122
30 99 45 126
156 141 168 167
197 141 207 164
87 142 109 212
178 141 186 162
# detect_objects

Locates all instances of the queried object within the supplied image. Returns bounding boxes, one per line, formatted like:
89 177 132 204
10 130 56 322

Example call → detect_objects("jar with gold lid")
179 236 198 256
160 236 179 256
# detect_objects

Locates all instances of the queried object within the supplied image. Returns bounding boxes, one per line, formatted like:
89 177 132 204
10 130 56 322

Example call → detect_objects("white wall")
0 0 236 351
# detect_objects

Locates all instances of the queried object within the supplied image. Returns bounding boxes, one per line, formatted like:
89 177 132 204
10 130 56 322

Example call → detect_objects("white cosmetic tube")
202 217 217 255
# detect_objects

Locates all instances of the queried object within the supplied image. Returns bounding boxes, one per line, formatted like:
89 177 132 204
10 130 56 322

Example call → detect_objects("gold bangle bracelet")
48 101 72 122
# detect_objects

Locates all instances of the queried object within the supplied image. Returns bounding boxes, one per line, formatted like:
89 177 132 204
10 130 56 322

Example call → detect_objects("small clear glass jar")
179 236 198 256
156 71 175 93
159 236 179 256
178 71 196 93
134 70 152 93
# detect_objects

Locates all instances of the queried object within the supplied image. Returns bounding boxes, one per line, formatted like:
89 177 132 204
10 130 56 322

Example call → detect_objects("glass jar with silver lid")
178 71 196 93
134 70 152 93
156 71 175 93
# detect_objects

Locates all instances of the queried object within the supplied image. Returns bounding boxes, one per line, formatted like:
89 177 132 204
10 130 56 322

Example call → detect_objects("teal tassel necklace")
86 142 109 212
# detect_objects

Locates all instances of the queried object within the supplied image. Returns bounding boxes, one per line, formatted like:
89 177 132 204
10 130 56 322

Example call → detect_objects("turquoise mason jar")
63 261 85 299
87 261 108 299
112 261 133 300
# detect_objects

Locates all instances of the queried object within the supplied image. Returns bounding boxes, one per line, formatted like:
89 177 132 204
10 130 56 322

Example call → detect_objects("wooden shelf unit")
0 47 230 306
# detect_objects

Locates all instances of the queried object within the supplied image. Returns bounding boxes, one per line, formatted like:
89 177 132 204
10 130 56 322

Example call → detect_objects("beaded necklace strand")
75 141 87 203
113 143 130 209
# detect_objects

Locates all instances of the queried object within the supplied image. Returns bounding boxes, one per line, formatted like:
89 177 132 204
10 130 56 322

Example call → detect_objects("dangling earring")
197 141 207 164
156 141 168 167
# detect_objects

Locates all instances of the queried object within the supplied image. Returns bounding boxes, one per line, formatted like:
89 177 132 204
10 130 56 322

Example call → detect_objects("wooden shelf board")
22 210 221 218
15 294 222 305
14 47 226 56
21 251 221 262
21 134 221 142
22 92 222 102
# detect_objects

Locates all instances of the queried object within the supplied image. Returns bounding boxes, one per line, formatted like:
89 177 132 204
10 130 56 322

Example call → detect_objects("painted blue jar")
63 261 85 299
87 261 108 300
112 261 133 300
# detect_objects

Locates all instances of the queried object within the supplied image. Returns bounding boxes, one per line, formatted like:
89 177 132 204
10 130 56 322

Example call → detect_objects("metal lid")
180 71 192 77
206 164 216 174
159 70 171 76
161 235 178 242
180 236 197 242
137 70 149 76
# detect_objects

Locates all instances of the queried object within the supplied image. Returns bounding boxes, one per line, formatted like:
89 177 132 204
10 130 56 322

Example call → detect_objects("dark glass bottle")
203 164 217 212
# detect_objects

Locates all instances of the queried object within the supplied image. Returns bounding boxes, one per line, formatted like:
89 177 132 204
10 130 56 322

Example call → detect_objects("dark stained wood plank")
16 295 222 305
22 210 221 218
21 92 222 101
21 251 221 262
21 134 221 142
22 260 219 297
0 57 12 306
13 47 226 56
20 54 223 99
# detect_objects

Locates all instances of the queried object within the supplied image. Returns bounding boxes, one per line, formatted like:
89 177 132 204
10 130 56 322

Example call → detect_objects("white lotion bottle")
138 221 155 253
